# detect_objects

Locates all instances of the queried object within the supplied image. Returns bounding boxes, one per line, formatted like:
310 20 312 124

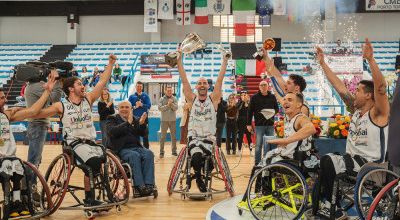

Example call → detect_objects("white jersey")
281 113 312 158
188 96 217 142
0 112 16 156
346 110 388 162
61 98 96 142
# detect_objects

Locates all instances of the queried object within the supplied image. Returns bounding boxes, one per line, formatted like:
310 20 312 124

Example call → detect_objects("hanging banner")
144 0 158 32
366 0 400 10
176 0 191 25
208 0 231 15
158 0 174 19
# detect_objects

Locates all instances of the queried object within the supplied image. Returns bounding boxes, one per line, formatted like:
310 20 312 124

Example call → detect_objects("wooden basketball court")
15 143 254 220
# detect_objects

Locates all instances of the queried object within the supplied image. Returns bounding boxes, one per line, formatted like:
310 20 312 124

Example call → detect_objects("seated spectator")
81 66 90 86
89 67 100 87
106 101 155 196
113 64 122 82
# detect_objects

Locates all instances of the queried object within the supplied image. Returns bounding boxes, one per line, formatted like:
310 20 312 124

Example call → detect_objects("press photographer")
15 61 65 187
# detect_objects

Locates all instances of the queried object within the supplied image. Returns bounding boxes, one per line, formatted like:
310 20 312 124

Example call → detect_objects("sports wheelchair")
367 176 400 220
41 139 130 219
167 143 234 200
0 157 52 220
237 148 399 219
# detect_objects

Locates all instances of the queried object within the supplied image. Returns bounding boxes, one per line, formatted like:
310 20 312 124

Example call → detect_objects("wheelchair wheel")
104 151 130 202
167 146 187 195
43 153 71 215
246 162 308 220
367 178 400 220
22 161 53 217
355 167 400 220
214 147 234 197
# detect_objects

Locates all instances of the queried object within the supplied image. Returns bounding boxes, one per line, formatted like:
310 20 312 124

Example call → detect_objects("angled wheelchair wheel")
246 162 308 220
214 147 234 196
355 167 400 220
22 161 53 218
167 146 187 195
104 151 130 202
367 178 400 220
43 153 71 215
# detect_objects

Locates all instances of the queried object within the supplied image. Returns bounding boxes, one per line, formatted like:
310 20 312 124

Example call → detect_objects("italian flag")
233 0 256 42
236 59 266 76
194 0 209 24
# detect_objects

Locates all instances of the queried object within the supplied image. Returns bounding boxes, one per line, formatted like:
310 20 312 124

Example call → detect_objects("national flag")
158 0 174 20
272 0 286 15
194 0 209 24
208 0 231 15
236 59 266 76
232 0 256 42
176 0 191 25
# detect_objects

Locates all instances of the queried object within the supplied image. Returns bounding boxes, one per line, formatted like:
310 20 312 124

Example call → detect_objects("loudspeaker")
272 56 282 69
230 43 258 59
396 55 400 70
207 79 214 91
272 38 281 52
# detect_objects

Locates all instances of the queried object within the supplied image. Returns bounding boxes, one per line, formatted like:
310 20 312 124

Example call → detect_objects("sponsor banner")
140 54 177 75
366 0 400 11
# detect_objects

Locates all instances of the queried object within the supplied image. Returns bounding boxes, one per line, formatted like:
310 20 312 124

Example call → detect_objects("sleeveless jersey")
280 113 312 158
188 96 217 141
0 112 16 156
61 98 96 142
346 110 388 162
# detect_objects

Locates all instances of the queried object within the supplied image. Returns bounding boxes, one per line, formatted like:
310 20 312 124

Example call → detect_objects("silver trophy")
165 33 207 67
216 45 232 59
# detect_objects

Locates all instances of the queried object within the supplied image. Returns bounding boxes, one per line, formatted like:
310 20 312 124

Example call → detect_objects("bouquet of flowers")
274 116 285 138
328 114 351 139
310 114 322 137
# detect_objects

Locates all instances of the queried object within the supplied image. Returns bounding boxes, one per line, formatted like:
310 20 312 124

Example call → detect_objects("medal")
78 122 83 129
0 137 4 147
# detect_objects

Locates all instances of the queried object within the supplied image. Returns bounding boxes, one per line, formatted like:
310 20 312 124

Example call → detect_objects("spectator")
216 97 227 148
113 63 122 82
237 91 253 155
98 89 115 147
179 99 192 145
225 94 238 155
107 101 155 197
128 81 151 149
158 86 178 158
81 66 90 86
247 80 279 165
89 67 100 87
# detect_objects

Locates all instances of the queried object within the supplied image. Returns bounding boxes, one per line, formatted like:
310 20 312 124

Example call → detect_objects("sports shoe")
9 200 30 218
317 201 347 220
83 199 104 207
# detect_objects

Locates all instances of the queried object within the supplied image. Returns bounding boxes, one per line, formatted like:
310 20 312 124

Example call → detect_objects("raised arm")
8 71 58 121
363 38 390 118
177 51 195 102
86 54 117 104
316 46 355 113
263 49 287 94
210 56 228 102
33 102 63 119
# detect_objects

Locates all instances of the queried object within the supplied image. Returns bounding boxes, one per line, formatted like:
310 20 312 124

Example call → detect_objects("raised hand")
139 112 147 125
108 54 117 65
43 69 58 92
262 48 274 73
316 46 325 65
128 110 134 124
362 38 374 61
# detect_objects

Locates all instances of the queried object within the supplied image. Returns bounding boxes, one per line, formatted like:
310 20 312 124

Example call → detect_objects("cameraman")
25 71 63 187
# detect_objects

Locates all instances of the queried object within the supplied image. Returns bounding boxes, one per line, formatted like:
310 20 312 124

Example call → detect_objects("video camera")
14 60 74 82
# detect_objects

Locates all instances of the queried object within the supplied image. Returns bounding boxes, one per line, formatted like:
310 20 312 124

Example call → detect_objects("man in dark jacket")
247 80 279 165
106 101 155 196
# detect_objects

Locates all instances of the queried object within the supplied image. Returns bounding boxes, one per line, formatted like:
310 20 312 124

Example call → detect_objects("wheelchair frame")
41 141 130 219
167 144 234 200
0 159 53 220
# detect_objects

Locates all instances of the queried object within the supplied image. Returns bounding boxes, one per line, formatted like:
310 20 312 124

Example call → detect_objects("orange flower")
336 115 342 120
312 120 320 124
345 123 350 128
337 120 344 125
279 121 284 126
341 129 348 137
314 123 320 128
279 131 284 137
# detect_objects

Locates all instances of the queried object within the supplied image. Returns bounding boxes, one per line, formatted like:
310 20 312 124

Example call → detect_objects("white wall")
0 13 399 44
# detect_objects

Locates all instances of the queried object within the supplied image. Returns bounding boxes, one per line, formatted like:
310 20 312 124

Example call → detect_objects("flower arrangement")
328 114 351 139
274 116 285 138
310 114 322 137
